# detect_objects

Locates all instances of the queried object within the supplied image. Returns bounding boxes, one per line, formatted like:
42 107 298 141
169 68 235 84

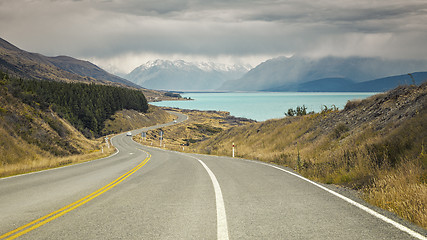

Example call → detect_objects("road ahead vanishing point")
1 112 426 239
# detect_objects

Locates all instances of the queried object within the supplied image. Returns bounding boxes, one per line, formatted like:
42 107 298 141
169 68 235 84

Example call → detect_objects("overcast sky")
1 0 427 74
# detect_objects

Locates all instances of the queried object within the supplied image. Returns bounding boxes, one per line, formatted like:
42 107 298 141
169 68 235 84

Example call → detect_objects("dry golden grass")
0 137 115 178
364 160 427 228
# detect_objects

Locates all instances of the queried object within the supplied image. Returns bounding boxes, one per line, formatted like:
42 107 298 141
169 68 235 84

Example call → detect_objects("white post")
105 137 110 148
160 131 163 147
232 142 235 158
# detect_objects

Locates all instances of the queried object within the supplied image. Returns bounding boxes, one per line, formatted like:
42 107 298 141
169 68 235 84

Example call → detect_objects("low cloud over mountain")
126 60 250 91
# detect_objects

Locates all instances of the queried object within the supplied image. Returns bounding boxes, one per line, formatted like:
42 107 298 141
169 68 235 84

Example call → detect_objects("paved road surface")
1 112 426 239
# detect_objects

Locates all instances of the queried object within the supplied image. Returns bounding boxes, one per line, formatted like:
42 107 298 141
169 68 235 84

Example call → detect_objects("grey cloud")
1 0 426 72
97 0 191 16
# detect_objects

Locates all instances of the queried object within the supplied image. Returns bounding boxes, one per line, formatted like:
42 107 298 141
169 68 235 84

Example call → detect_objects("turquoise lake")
151 92 377 121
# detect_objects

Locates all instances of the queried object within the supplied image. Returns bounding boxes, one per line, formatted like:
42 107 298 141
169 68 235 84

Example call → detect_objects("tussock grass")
364 160 427 228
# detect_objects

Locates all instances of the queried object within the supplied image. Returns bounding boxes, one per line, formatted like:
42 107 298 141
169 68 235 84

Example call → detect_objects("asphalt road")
0 112 426 239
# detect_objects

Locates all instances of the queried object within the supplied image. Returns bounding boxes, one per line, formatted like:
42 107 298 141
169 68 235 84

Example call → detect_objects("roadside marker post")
159 131 163 147
141 132 146 141
232 142 235 158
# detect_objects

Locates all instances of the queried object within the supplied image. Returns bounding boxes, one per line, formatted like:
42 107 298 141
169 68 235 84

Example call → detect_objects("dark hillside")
0 38 92 83
48 55 141 88
353 72 427 92
265 72 427 92
0 37 139 88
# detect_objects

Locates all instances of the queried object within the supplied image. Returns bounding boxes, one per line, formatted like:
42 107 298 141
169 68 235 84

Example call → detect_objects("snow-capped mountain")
125 60 251 91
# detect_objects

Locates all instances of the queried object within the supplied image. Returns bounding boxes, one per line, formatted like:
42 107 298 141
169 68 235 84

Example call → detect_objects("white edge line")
140 145 229 240
123 144 426 239
120 110 424 240
121 145 426 239
187 155 229 240
250 160 427 240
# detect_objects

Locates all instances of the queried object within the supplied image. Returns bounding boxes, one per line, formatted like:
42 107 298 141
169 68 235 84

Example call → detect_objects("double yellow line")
1 150 151 240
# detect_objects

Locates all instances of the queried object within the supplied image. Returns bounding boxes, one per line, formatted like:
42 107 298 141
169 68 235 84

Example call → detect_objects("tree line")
1 71 148 138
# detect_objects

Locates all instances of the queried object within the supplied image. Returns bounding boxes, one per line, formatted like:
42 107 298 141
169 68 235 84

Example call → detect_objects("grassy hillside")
145 83 427 228
2 71 148 138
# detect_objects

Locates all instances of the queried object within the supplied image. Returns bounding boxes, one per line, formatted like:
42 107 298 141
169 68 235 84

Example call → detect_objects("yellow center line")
1 150 151 240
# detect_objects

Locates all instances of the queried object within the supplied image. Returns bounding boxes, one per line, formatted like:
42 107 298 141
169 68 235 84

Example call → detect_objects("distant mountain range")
0 37 140 89
3 36 426 93
220 56 427 92
126 60 251 91
264 72 427 92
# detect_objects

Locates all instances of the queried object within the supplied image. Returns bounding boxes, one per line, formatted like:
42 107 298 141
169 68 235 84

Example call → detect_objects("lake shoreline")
152 91 378 121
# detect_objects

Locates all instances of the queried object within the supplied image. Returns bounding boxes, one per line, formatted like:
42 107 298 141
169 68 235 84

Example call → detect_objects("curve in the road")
1 111 426 240
0 111 189 240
